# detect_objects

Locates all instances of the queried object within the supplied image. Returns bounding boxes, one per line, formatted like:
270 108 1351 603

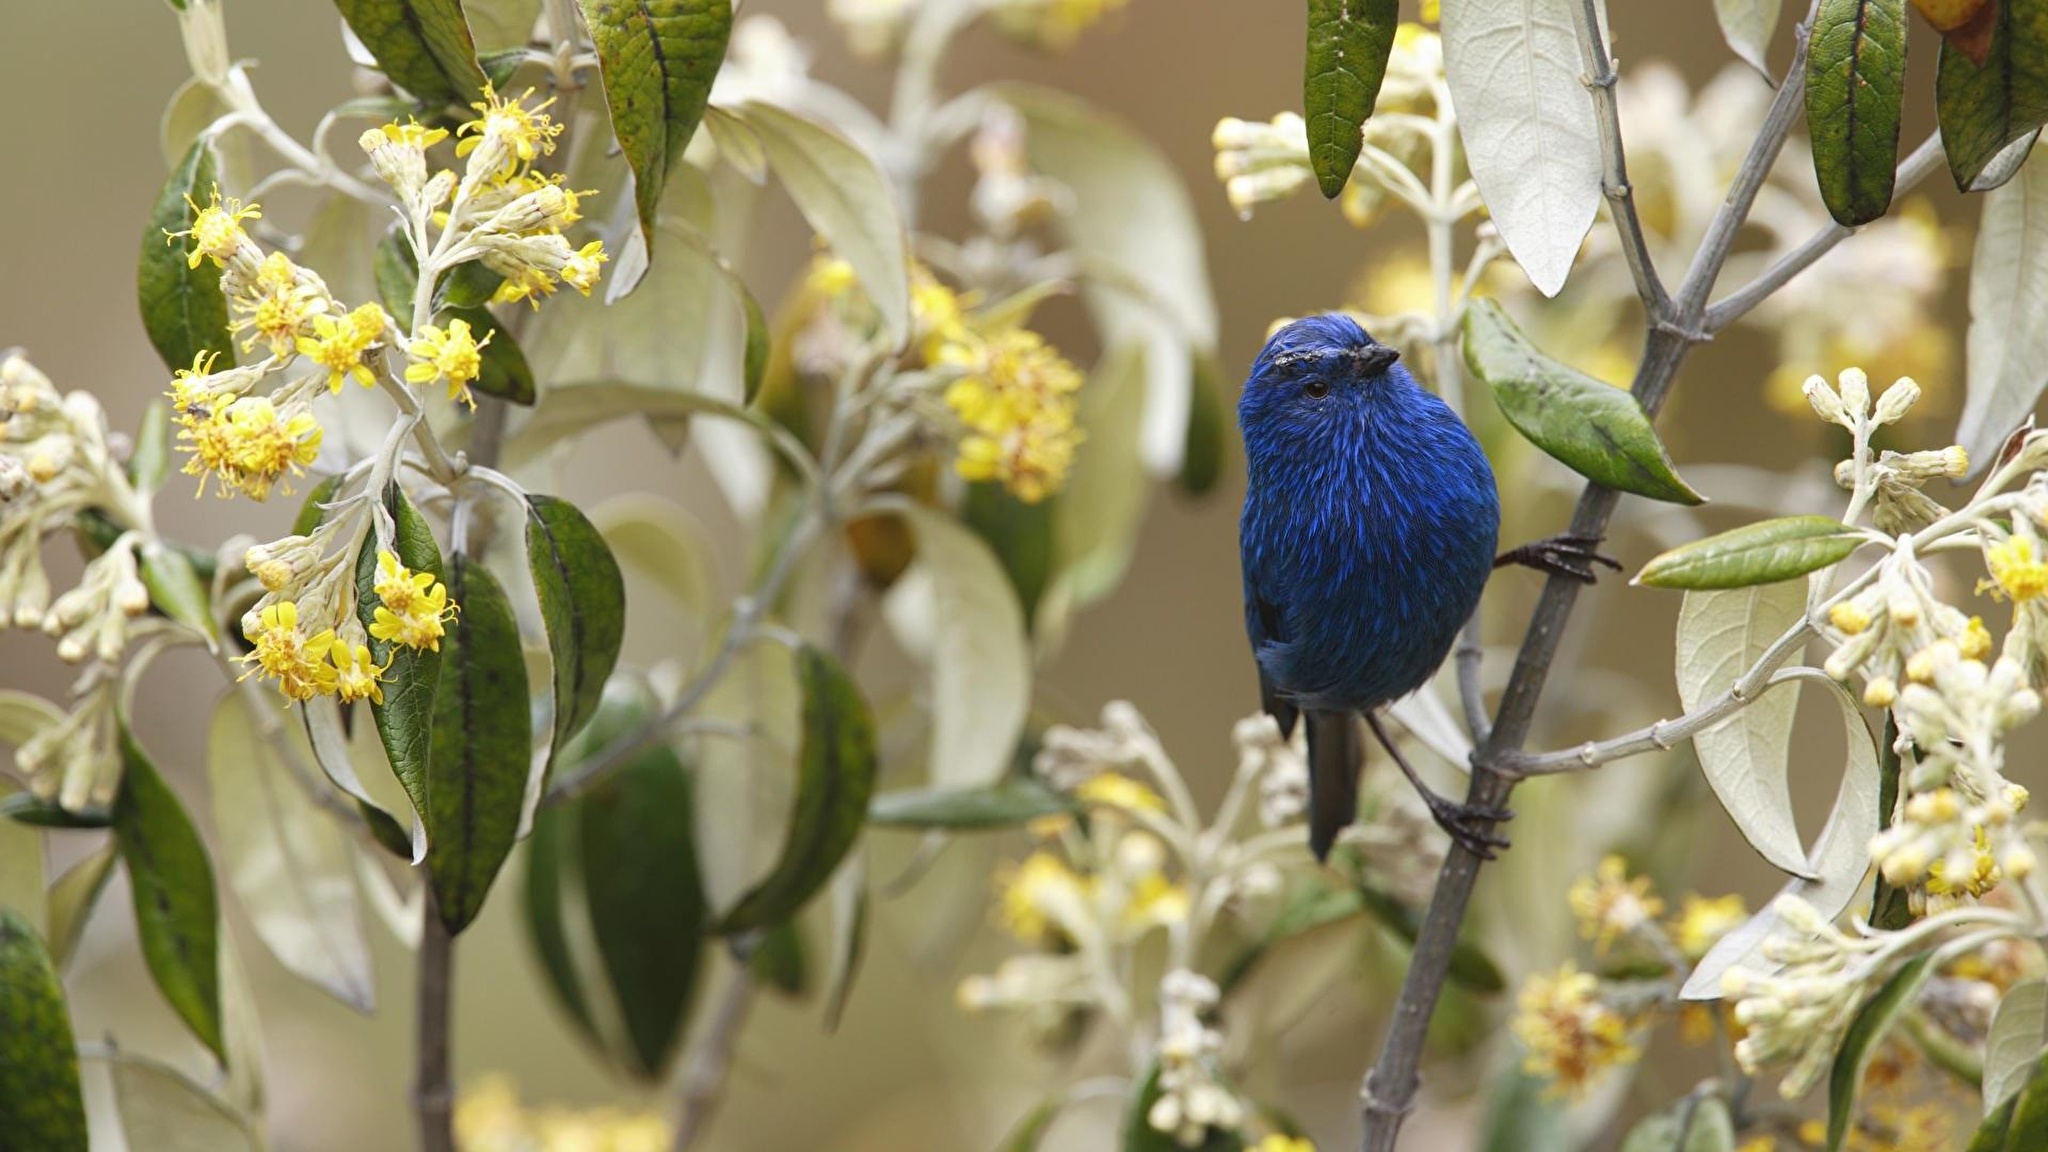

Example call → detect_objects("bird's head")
1237 313 1412 439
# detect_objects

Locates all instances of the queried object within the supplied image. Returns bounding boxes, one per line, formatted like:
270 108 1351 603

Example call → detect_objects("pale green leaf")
114 725 223 1060
1676 584 1814 878
1986 980 2048 1115
109 1051 258 1152
1637 517 1866 589
1716 0 1783 76
0 784 45 933
1959 148 2048 470
208 691 375 1012
1440 0 1601 295
43 843 117 972
868 777 1073 830
821 852 868 1033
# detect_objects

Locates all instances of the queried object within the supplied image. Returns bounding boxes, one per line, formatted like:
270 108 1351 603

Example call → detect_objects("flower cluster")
1722 896 1889 1097
454 1075 670 1152
1147 970 1241 1146
1511 963 1643 1098
235 533 449 705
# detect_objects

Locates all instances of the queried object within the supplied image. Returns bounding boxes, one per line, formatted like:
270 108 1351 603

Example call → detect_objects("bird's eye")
1304 379 1330 399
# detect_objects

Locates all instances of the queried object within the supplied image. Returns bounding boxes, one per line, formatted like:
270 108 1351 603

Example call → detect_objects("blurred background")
0 1 2020 1149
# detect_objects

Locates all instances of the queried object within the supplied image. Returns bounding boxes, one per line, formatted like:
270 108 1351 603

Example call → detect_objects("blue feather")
1238 314 1499 856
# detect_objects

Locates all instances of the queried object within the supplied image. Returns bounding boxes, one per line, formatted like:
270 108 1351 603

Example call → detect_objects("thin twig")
1357 5 1823 1148
415 890 455 1152
1704 134 1946 332
671 943 761 1150
1571 0 1668 313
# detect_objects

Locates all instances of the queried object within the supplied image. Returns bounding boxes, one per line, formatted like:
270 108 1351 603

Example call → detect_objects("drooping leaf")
332 0 489 105
1717 0 1785 75
504 381 796 470
1123 1061 1244 1152
425 554 532 933
1303 0 1399 198
140 541 216 647
357 484 444 829
888 503 1031 789
734 102 911 345
526 495 627 781
1049 338 1151 616
208 691 375 1012
138 137 234 375
1986 981 2048 1115
868 776 1074 830
718 646 878 933
577 0 733 252
113 725 223 1061
749 918 810 997
1676 584 1814 878
43 841 116 973
1637 516 1866 589
961 481 1055 628
446 305 536 405
1936 0 2048 190
522 803 598 1041
108 1051 258 1152
579 748 705 1077
1808 0 1910 226
1959 148 2048 469
1827 954 1937 1149
1178 349 1229 497
1464 300 1703 504
0 911 87 1150
1440 0 1601 296
1682 681 1881 999
821 853 868 1033
993 85 1219 477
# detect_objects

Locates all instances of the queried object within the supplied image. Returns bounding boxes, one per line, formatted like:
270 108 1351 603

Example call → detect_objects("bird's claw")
1495 532 1622 585
1419 791 1513 859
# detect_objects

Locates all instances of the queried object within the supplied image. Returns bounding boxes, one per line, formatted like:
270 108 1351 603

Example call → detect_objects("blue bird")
1239 314 1612 860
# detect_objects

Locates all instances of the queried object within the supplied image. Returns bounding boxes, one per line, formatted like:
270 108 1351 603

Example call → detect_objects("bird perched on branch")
1238 314 1612 860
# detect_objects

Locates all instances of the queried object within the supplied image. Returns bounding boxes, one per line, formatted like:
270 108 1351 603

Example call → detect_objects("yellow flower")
997 851 1090 943
808 255 860 300
1254 1138 1315 1152
405 318 491 405
911 268 970 360
170 187 260 269
943 327 1085 503
238 601 338 702
991 0 1129 50
330 642 389 705
456 85 563 178
296 304 386 392
368 551 454 652
229 251 328 357
1566 856 1666 955
1123 871 1190 932
1925 826 2002 902
168 351 223 412
1985 535 2048 602
1074 773 1165 814
1672 893 1747 961
371 119 448 151
560 239 608 296
1511 963 1640 1097
179 395 323 501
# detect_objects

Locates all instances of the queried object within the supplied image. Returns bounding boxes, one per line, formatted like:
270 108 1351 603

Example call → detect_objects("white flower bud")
1802 375 1847 425
1872 376 1922 425
1836 367 1871 417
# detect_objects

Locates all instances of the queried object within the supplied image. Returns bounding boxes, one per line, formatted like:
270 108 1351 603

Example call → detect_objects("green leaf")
1937 0 2048 191
1464 299 1703 504
293 474 345 537
138 137 234 376
1677 584 1816 878
718 646 878 933
2006 1048 2048 1150
1807 0 1909 226
140 541 215 646
736 275 769 405
1986 980 2048 1115
133 401 172 494
1828 954 1937 1149
521 801 597 1039
999 1096 1065 1152
0 783 45 931
44 842 118 973
0 911 87 1150
868 776 1074 830
1971 1095 2017 1152
1619 1096 1738 1152
425 554 533 933
1178 349 1229 497
1637 516 1866 589
333 0 490 105
577 0 733 253
962 481 1055 628
0 794 111 829
1123 1061 1243 1151
357 485 445 831
208 692 375 1012
503 380 799 470
748 919 810 997
526 495 627 777
107 1051 258 1152
448 305 536 405
736 101 911 344
1870 715 1916 931
374 227 419 320
1304 0 1399 198
113 725 223 1061
1355 885 1507 994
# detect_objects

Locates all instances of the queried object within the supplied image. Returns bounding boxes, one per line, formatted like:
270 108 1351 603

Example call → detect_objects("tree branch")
1704 134 1947 332
414 889 455 1152
1570 0 1668 314
669 943 760 1149
1357 5 1824 1148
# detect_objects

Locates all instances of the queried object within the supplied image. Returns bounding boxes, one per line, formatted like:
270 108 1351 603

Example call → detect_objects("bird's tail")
1304 709 1362 862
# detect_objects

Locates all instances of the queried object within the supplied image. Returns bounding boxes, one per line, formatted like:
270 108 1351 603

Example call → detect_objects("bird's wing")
1244 579 1299 739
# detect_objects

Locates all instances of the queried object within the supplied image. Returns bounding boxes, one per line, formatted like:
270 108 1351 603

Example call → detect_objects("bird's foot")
1495 532 1622 584
1416 789 1513 860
